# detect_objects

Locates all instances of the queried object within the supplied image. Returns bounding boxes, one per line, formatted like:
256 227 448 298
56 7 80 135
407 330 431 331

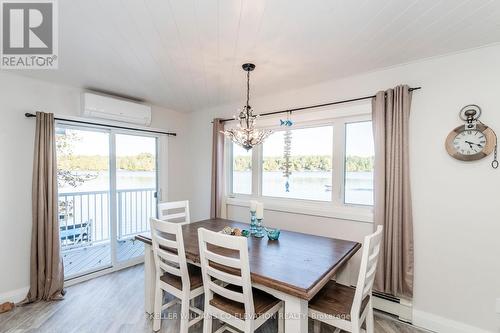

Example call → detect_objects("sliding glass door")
56 125 158 279
115 133 158 264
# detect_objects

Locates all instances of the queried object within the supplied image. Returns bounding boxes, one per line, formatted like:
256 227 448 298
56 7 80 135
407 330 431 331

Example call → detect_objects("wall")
0 72 190 302
188 44 500 333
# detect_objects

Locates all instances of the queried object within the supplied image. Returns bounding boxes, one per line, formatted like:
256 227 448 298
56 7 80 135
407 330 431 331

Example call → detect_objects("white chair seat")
209 284 281 319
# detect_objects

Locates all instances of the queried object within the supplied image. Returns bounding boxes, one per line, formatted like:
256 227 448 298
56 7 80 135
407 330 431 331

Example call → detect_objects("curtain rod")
219 86 421 123
24 113 177 136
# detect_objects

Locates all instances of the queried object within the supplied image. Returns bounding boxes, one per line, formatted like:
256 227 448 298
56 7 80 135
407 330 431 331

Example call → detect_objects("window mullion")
252 144 262 197
332 120 345 205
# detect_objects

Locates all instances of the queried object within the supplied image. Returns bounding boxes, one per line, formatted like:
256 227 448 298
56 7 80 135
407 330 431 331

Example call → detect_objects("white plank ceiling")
10 0 500 112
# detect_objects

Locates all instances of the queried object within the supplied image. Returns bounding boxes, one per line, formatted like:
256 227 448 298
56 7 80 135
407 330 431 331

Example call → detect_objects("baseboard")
373 293 413 322
0 286 29 304
413 309 494 333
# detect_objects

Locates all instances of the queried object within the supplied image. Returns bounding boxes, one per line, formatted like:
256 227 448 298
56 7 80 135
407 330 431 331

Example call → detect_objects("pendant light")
221 63 272 151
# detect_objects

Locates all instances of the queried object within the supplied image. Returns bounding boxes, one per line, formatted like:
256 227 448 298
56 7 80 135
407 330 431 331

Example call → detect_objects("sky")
234 121 374 157
59 128 156 156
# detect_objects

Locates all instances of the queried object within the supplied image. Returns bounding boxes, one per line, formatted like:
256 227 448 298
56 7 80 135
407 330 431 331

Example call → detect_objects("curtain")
372 85 414 298
25 112 65 303
210 119 225 219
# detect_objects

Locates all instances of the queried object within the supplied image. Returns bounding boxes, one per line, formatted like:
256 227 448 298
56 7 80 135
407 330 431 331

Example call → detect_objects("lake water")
233 171 373 205
59 170 157 193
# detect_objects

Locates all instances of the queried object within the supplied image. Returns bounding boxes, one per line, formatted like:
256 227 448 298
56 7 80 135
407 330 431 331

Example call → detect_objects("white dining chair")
309 226 384 333
150 217 204 332
197 228 284 333
158 200 191 224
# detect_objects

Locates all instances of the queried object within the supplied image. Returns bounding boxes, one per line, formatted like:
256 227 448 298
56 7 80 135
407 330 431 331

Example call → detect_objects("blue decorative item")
254 218 265 238
281 112 293 192
280 119 294 127
250 211 257 235
266 228 281 240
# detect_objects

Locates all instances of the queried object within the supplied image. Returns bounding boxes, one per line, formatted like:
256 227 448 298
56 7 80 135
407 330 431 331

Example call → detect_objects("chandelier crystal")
221 63 272 151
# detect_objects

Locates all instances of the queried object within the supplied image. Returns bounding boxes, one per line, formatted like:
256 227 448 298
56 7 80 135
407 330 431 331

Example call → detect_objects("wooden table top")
136 218 361 300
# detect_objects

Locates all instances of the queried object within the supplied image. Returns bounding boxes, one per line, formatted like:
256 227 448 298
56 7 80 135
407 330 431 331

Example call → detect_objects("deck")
62 238 145 278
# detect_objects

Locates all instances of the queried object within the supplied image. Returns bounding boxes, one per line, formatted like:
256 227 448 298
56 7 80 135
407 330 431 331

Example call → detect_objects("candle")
250 200 257 212
256 202 264 219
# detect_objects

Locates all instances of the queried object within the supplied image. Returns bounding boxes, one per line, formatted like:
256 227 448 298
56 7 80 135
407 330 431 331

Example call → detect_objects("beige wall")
0 72 190 302
187 44 500 333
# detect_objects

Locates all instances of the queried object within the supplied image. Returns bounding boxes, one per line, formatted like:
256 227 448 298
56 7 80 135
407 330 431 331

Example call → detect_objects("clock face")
453 130 486 155
446 123 496 161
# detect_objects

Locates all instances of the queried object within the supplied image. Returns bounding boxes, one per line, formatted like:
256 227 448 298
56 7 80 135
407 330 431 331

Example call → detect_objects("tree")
56 131 97 188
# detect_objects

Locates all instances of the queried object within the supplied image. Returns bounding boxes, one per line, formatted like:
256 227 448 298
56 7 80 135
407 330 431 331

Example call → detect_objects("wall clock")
445 104 498 168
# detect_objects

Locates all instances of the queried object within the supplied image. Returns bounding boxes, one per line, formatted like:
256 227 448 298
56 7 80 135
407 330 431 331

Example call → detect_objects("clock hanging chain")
492 141 498 169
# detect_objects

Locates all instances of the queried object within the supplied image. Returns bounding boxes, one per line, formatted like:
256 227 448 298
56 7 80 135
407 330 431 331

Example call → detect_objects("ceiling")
11 0 500 112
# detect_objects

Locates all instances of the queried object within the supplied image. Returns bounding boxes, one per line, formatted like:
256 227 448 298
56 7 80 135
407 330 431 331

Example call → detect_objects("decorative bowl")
266 228 281 240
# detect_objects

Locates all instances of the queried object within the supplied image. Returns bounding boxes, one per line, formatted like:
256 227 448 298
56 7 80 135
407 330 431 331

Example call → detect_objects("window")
344 121 374 205
231 143 252 194
262 126 333 201
226 108 374 217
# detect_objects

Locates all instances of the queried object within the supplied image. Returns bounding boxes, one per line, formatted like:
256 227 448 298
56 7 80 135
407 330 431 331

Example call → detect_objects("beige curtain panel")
372 85 414 298
25 112 65 303
210 119 225 219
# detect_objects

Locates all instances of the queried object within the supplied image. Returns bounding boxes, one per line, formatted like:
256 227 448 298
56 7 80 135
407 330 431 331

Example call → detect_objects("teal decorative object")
241 230 250 237
266 228 281 240
254 218 265 238
250 211 257 235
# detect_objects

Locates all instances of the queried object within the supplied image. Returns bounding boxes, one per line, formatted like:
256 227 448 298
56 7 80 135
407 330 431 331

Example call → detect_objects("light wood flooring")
0 265 430 333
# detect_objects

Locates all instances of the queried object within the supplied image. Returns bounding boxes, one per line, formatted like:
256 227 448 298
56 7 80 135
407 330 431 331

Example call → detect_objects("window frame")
224 109 374 223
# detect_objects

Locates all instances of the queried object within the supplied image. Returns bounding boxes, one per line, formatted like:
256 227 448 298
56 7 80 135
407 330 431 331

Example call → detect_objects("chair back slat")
150 217 189 289
206 266 244 286
159 261 182 277
155 237 178 250
198 228 255 319
351 226 383 319
158 200 190 224
207 281 245 303
156 248 180 264
204 249 242 269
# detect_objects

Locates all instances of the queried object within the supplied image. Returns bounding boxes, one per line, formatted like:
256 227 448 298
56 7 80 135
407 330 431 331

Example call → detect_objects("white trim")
413 309 492 333
64 258 144 288
225 197 373 223
0 286 29 304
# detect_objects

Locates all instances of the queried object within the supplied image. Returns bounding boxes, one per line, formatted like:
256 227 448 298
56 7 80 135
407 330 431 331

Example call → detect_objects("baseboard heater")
372 291 413 323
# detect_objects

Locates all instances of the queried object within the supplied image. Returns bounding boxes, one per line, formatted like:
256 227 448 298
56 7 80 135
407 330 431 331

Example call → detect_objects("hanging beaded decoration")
280 112 293 192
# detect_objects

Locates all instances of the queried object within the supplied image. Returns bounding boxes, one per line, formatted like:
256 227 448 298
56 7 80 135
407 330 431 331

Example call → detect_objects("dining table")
135 218 361 333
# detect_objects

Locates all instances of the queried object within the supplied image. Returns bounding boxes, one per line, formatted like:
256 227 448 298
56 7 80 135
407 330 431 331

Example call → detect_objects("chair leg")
313 320 321 333
180 296 190 333
203 315 212 333
153 283 162 332
366 303 375 333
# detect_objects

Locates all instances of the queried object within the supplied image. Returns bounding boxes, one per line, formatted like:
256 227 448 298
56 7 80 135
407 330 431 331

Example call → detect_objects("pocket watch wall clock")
445 104 498 169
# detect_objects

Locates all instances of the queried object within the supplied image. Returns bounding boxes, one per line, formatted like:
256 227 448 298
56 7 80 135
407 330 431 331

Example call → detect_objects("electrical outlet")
496 298 500 314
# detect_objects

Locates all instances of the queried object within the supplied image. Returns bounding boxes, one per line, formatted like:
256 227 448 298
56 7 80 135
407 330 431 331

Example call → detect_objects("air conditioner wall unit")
81 92 152 126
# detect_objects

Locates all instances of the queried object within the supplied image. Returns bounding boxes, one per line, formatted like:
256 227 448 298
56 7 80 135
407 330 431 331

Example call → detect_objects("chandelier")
221 63 272 151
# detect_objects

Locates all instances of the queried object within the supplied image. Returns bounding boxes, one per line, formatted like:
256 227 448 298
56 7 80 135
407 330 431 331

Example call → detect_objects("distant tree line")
58 152 155 171
233 155 374 172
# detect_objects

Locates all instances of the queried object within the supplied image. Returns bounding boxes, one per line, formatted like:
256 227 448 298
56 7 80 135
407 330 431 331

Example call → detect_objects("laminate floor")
0 265 430 333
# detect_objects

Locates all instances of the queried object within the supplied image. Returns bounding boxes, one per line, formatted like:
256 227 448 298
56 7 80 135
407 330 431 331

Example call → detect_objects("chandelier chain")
246 70 250 108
